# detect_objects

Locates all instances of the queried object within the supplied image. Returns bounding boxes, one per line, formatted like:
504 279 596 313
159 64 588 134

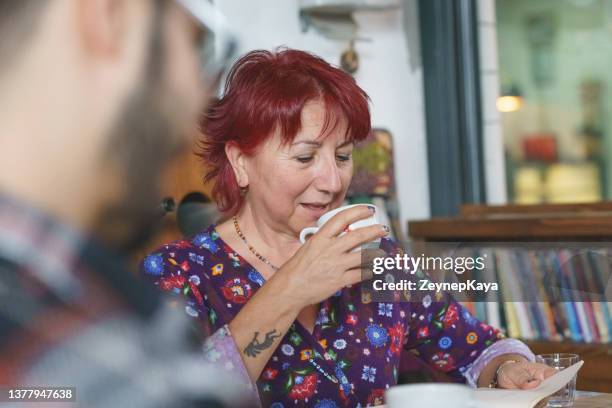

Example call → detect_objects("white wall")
216 0 430 239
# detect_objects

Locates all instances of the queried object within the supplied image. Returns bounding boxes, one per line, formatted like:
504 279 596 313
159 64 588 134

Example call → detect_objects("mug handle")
299 227 319 243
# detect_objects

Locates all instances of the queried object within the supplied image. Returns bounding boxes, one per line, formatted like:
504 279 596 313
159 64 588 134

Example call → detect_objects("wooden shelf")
460 202 612 217
409 214 612 240
410 202 612 240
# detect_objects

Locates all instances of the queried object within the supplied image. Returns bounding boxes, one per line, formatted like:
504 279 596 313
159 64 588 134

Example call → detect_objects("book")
377 361 584 408
554 252 582 341
563 250 593 342
473 360 584 408
572 252 601 342
541 251 569 340
507 251 534 339
496 251 520 338
516 251 546 339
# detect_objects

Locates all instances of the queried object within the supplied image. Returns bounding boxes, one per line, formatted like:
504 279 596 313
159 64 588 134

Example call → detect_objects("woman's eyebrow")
291 140 321 147
290 140 353 148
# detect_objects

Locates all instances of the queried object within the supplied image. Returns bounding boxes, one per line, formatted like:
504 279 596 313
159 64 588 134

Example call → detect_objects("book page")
473 360 584 408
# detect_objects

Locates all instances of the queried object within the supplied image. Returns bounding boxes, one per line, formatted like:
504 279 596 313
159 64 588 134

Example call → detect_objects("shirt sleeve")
203 325 261 404
462 338 535 387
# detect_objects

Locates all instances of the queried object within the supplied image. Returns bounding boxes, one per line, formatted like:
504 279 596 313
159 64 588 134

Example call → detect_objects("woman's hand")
275 205 389 308
497 360 557 389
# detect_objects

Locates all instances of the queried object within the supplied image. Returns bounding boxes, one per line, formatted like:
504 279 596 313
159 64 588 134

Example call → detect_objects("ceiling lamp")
497 84 523 113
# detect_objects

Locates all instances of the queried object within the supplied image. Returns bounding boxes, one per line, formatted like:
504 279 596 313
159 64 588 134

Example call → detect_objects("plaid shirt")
0 194 253 407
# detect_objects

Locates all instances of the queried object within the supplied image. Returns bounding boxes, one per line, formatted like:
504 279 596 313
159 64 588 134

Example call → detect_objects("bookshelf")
408 203 612 392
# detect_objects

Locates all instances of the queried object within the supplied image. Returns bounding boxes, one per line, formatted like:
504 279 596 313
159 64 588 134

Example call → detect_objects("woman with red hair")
142 48 552 407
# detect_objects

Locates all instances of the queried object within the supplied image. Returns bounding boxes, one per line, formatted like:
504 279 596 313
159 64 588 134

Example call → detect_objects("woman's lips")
300 203 329 218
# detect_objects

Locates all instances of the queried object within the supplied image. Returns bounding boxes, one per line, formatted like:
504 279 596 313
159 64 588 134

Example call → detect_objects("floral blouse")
141 225 534 407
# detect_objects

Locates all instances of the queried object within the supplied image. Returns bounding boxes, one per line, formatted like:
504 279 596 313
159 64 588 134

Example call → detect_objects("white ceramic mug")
385 383 478 408
299 204 382 244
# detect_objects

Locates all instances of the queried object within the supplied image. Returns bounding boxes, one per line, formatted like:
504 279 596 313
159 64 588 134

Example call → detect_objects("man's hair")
0 1 51 63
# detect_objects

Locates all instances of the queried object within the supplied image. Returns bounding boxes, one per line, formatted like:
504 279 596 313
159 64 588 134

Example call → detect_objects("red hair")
197 48 372 215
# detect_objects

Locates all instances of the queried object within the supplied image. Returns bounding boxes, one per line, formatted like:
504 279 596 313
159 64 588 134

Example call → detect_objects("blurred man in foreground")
0 0 253 406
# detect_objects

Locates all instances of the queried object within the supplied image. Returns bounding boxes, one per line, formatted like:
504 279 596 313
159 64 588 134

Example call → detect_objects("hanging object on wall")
340 40 359 74
299 0 399 39
299 8 357 40
299 0 398 74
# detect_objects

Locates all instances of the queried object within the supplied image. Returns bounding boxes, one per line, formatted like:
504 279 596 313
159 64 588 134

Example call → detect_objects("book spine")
545 251 570 340
483 247 502 330
518 251 547 339
497 251 520 338
555 252 582 341
567 251 596 343
532 251 556 339
585 254 608 343
508 251 533 339
574 251 601 343
586 250 612 343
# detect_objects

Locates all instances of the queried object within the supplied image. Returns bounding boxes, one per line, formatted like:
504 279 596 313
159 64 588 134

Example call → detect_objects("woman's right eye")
297 156 313 163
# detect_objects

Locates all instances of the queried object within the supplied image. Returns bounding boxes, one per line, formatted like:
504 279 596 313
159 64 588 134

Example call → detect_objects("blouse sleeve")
380 239 535 386
140 244 258 401
402 292 535 386
203 325 261 403
461 338 535 387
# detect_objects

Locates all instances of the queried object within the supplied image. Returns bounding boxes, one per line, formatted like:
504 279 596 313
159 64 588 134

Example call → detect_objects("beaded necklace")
233 216 279 271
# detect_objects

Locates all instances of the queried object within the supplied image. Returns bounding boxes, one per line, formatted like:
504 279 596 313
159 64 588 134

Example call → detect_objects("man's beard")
91 0 192 255
93 79 186 255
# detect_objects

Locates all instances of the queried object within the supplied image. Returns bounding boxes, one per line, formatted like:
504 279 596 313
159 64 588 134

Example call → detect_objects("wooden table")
372 391 612 407
574 391 612 407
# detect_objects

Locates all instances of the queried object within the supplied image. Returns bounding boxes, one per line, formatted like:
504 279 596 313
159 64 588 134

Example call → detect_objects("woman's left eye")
336 154 351 162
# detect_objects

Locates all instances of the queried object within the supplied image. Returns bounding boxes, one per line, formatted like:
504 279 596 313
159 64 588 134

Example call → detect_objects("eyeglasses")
175 0 238 89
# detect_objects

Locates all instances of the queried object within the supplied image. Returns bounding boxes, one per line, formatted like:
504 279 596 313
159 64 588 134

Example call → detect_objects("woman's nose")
315 159 343 194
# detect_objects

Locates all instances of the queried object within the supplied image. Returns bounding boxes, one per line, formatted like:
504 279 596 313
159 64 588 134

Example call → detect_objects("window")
496 0 612 203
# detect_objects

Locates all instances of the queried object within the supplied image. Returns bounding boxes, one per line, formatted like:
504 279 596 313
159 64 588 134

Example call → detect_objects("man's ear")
77 0 127 58
225 142 249 188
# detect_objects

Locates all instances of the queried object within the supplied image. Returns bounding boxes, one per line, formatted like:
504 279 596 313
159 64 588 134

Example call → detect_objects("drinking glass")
536 353 580 407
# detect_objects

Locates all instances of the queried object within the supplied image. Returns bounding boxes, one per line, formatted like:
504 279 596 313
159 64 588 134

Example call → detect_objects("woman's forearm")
228 271 303 382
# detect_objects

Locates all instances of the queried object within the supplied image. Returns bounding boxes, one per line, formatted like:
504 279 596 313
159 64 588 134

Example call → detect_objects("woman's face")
242 100 354 236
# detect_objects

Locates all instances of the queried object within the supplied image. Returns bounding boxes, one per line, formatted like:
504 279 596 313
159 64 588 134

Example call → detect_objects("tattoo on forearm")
244 329 281 358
